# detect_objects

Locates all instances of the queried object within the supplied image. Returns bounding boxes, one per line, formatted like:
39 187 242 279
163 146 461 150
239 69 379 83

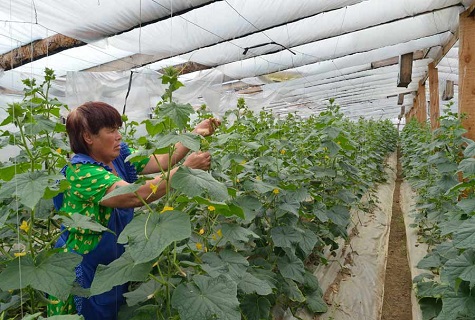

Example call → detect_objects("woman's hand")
193 118 221 136
183 151 211 170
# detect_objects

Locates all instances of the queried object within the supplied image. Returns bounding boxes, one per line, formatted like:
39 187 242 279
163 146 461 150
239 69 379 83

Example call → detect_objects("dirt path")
381 148 412 320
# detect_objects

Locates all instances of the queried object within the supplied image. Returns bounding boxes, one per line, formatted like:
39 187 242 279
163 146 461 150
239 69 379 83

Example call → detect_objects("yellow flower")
216 229 223 238
280 149 286 155
14 252 26 257
150 183 158 194
160 206 174 213
196 242 203 250
199 228 205 235
256 176 261 181
56 148 62 153
273 188 280 195
19 220 29 233
236 178 240 183
208 205 215 212
240 160 247 165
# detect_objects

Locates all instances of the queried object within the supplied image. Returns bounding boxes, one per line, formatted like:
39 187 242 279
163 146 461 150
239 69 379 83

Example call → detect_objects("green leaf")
154 132 200 151
90 252 152 296
271 226 302 250
298 229 319 257
438 282 475 320
453 218 475 249
458 158 475 178
201 250 247 280
281 278 305 302
233 195 261 222
0 163 31 181
101 183 142 201
0 171 63 209
118 210 191 264
54 213 110 233
238 272 273 296
457 198 475 214
240 295 271 320
441 249 475 289
193 197 244 219
24 115 57 135
464 141 475 157
306 290 328 313
123 279 162 307
0 251 82 300
158 102 194 129
219 223 259 247
171 275 240 320
277 250 305 283
171 166 229 201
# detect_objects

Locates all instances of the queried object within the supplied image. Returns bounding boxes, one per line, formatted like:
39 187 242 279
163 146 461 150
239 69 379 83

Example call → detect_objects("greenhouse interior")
1 1 475 319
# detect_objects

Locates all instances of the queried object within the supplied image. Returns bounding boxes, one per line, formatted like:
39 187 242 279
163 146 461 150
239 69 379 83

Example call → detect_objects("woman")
48 101 220 319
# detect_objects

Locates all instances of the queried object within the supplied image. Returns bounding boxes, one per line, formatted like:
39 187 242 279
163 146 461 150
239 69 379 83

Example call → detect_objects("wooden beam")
459 5 475 141
428 62 440 130
0 34 85 71
442 80 454 101
371 50 424 69
397 52 414 88
420 27 459 85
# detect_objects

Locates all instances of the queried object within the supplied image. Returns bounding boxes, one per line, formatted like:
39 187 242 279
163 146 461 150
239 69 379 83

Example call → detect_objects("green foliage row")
400 108 475 319
0 67 398 319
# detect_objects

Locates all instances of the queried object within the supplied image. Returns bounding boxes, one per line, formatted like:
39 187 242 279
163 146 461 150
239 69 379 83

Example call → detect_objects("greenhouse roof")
0 0 473 121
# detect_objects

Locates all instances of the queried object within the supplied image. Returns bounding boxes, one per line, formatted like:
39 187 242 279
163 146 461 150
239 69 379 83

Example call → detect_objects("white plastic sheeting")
0 0 473 120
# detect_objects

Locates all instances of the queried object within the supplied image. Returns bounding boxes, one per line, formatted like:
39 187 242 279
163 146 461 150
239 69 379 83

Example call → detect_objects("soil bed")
381 149 412 320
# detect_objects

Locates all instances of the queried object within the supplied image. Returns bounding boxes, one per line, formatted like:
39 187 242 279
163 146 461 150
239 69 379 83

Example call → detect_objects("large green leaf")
277 250 305 283
0 163 31 181
171 275 240 320
281 278 305 302
193 196 244 219
458 158 475 178
158 102 194 129
271 226 302 251
101 183 142 201
457 198 475 214
306 290 328 313
240 295 271 320
154 132 200 151
123 279 162 307
464 141 475 158
90 252 153 296
441 249 475 289
219 223 259 247
0 251 81 300
233 195 261 222
438 282 475 320
171 166 229 201
0 171 63 209
117 210 191 264
54 213 110 233
453 218 475 249
238 272 273 296
201 250 247 279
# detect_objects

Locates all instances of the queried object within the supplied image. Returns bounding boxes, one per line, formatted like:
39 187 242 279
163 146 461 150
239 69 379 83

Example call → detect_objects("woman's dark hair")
66 101 122 154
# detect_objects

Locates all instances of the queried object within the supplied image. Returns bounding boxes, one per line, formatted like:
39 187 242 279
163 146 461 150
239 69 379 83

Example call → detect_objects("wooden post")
459 8 475 140
429 62 440 130
398 94 404 105
398 53 414 87
417 80 427 123
442 80 454 101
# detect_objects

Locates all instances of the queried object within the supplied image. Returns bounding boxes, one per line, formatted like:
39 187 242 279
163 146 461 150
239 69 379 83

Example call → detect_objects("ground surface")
381 149 412 320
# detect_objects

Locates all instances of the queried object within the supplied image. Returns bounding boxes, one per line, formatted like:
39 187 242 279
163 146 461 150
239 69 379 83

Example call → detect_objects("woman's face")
87 126 122 163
